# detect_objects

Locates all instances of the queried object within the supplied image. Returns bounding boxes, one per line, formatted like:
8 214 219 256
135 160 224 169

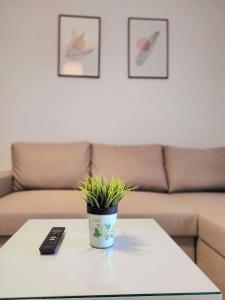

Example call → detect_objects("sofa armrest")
0 171 13 197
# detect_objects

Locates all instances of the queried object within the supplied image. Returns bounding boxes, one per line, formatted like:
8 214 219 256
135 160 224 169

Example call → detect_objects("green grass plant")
79 176 134 209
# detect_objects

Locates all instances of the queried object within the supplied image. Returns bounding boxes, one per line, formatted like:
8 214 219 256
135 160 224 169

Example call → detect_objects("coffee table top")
0 219 221 299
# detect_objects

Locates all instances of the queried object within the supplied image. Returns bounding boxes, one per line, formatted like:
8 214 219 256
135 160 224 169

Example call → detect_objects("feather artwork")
136 31 160 66
65 30 94 60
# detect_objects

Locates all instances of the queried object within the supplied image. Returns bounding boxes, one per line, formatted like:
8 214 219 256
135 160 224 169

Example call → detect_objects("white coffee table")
0 219 222 300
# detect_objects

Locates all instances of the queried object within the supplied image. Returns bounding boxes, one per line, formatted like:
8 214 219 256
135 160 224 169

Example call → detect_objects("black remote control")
39 227 65 255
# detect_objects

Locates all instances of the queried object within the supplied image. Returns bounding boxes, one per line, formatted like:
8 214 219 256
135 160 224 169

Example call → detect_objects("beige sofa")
0 142 224 297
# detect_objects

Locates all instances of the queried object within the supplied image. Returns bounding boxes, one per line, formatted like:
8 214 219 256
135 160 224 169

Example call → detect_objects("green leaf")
93 228 101 238
79 175 136 209
105 224 110 229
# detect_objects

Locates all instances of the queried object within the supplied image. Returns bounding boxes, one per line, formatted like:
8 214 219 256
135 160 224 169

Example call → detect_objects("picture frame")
58 14 101 78
128 17 169 79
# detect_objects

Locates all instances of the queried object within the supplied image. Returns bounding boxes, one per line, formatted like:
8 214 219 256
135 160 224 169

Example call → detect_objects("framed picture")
128 17 169 79
58 15 101 78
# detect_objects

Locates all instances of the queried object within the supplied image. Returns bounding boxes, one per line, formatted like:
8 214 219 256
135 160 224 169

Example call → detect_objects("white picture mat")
129 19 168 78
59 16 100 77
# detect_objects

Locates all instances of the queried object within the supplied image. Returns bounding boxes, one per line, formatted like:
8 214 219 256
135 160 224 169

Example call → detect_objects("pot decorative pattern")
88 213 117 248
93 222 115 239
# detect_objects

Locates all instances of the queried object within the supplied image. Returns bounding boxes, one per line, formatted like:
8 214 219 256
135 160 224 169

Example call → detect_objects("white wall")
1 0 225 170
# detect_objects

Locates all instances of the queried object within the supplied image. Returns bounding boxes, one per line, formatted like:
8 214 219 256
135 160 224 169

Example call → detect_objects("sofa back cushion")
12 142 91 190
91 144 168 191
164 146 225 192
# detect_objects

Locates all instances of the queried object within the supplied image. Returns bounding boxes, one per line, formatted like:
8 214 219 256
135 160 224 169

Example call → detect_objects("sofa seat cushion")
198 214 225 258
0 191 86 235
118 192 198 236
177 193 225 258
181 193 225 257
92 144 168 192
0 191 198 237
12 142 91 191
197 239 225 297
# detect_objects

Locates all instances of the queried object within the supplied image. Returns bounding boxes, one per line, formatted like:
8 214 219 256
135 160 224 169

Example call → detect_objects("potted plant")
80 176 134 249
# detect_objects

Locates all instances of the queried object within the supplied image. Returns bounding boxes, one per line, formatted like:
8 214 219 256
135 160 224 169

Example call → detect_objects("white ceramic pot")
87 206 117 249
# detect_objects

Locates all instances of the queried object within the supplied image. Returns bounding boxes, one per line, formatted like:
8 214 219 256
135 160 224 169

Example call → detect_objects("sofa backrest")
164 145 225 192
91 143 168 192
12 142 91 191
11 142 225 193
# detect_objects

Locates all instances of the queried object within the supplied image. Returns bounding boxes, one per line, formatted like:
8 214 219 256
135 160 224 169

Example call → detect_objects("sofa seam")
197 237 225 260
162 145 170 193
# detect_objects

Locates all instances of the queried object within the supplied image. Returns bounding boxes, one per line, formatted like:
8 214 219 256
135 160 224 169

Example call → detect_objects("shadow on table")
102 232 149 257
